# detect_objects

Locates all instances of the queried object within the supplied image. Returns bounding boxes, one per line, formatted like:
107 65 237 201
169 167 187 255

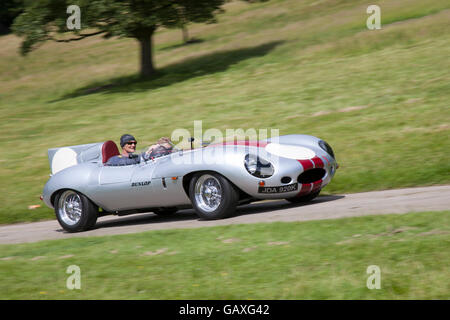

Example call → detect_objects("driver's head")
120 134 137 154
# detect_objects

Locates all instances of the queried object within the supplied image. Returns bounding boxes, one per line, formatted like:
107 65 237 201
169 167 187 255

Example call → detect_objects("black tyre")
286 189 321 204
54 190 98 232
153 207 178 216
189 173 239 220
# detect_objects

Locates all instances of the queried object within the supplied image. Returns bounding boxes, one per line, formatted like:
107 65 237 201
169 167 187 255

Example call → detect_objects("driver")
106 134 141 166
106 134 174 166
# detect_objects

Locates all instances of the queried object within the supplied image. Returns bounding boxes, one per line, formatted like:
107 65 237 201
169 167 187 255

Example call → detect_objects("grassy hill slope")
0 0 449 223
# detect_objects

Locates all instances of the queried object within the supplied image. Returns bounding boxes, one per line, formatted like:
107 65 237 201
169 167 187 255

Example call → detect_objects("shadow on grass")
52 40 284 102
158 37 205 51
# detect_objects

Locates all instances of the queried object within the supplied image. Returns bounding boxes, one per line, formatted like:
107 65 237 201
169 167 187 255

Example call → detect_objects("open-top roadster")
42 134 337 232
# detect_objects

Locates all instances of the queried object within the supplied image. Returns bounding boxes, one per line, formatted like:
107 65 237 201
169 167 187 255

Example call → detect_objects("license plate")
258 183 298 194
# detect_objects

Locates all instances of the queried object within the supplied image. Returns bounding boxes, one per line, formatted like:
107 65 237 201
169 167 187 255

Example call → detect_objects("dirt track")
1 185 449 244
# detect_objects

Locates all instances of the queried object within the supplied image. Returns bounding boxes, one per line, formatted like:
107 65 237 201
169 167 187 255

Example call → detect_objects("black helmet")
120 134 137 148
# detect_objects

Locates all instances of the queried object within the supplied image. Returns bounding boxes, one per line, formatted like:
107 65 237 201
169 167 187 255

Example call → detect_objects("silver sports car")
41 134 338 232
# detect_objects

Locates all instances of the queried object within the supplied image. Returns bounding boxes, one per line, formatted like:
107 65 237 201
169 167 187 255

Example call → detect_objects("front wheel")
286 189 321 204
54 190 98 232
189 173 239 220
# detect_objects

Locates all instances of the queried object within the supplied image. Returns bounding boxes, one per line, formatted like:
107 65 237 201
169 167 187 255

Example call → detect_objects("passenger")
144 137 173 159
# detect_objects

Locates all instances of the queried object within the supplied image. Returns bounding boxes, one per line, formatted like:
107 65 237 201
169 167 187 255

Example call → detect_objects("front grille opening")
297 168 326 184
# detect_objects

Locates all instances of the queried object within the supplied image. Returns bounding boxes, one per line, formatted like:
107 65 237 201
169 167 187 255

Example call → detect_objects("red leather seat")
102 140 120 164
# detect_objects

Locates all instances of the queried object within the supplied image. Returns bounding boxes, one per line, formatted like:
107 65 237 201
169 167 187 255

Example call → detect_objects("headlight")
319 140 335 160
244 154 274 178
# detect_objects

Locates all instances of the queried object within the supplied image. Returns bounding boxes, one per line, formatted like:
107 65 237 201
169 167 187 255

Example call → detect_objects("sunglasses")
126 141 137 146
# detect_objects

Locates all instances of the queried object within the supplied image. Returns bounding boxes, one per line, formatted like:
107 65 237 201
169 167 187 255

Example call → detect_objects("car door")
92 162 157 211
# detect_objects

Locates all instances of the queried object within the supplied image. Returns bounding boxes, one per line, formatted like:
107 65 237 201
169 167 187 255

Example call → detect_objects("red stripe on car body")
297 183 312 196
209 141 268 148
298 159 314 171
222 141 268 147
311 179 323 192
311 156 324 168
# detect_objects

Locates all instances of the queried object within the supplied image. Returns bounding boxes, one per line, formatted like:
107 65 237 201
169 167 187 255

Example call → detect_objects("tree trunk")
138 34 155 78
182 25 189 44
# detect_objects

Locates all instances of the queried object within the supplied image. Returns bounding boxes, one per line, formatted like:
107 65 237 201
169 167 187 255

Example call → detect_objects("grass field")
0 0 449 224
0 211 448 299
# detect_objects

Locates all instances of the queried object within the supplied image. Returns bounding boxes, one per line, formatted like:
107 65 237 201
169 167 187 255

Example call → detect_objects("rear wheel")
189 173 239 220
54 190 98 232
286 189 321 204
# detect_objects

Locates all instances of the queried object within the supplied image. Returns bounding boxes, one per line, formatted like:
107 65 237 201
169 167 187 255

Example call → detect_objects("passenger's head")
157 137 172 148
120 134 137 154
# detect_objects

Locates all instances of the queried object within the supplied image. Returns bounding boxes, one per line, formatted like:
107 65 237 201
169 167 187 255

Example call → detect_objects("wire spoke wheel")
55 190 98 232
194 174 223 212
58 190 83 226
189 172 238 220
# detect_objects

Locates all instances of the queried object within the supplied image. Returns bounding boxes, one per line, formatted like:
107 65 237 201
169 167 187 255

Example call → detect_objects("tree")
173 2 214 45
0 0 24 34
176 5 191 44
12 0 226 77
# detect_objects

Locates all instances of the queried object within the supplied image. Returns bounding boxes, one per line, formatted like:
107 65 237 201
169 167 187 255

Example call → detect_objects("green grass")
0 211 449 299
0 0 449 224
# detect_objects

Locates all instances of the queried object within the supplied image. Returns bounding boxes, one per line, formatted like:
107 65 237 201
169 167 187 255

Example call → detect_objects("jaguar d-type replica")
42 134 337 232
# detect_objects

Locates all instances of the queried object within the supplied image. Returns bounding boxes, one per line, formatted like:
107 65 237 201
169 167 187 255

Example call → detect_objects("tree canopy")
0 0 24 34
12 0 227 77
